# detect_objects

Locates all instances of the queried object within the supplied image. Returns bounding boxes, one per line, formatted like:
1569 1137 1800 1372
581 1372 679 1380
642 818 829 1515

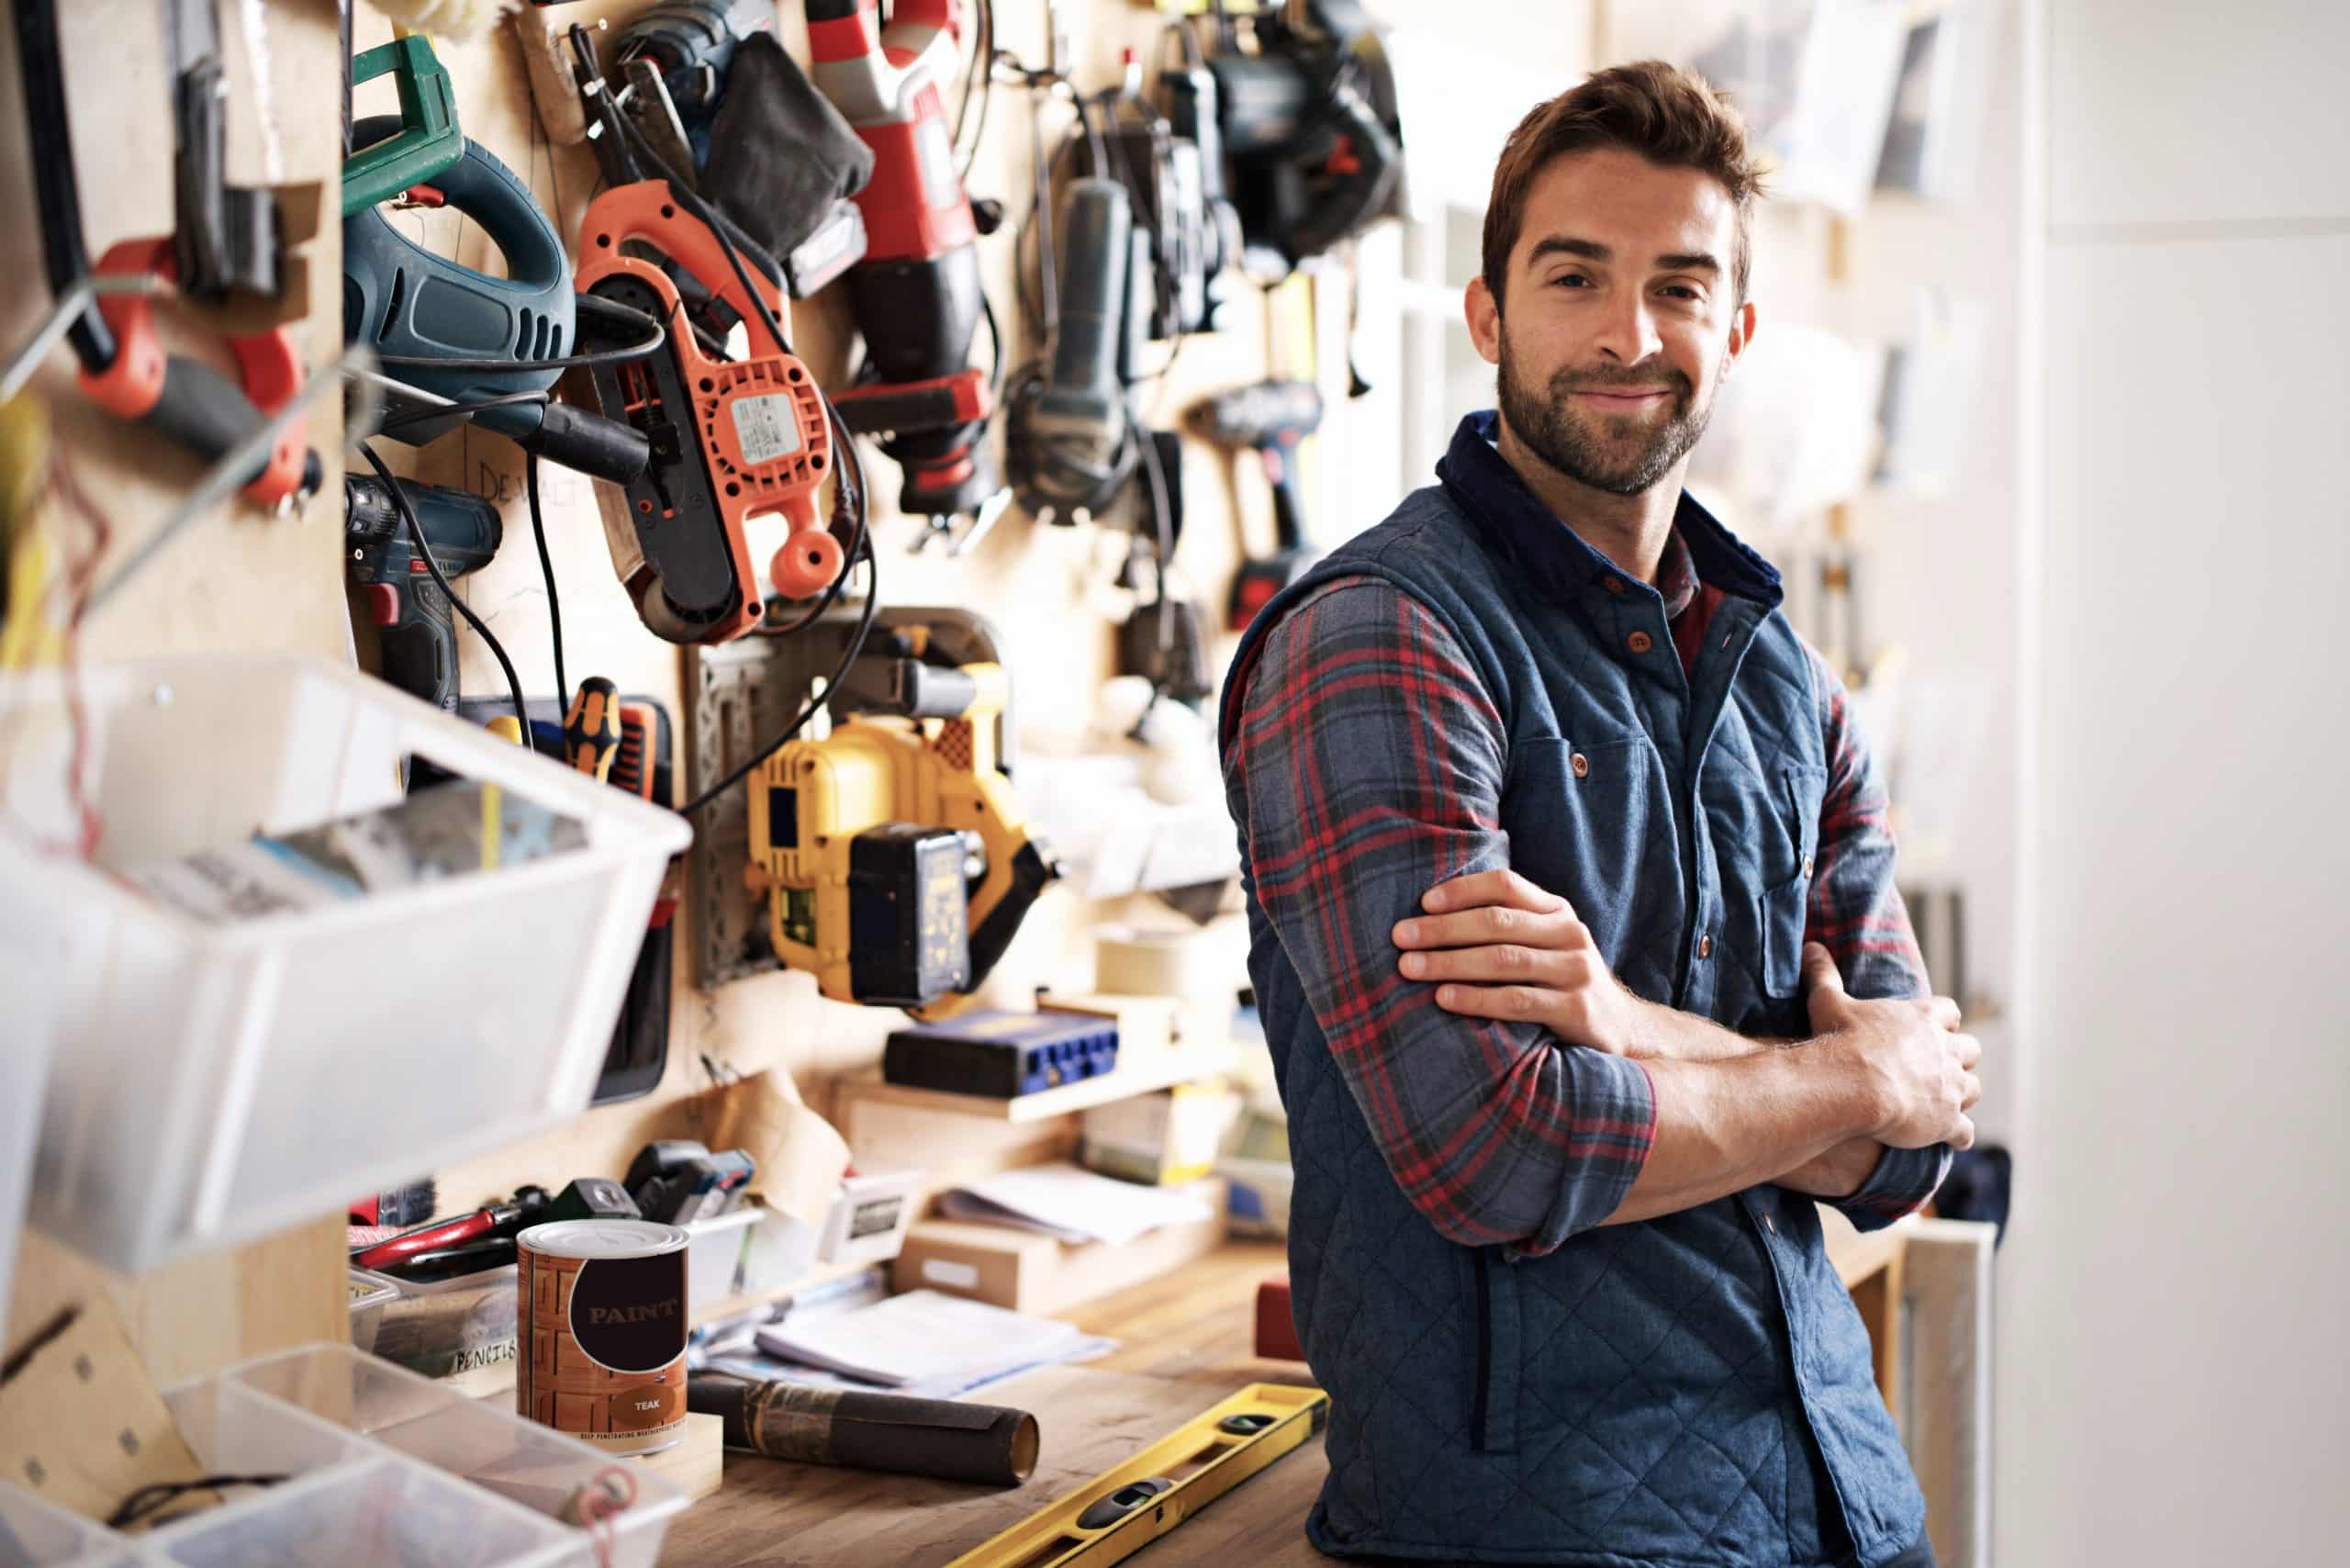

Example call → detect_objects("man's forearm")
1619 998 1886 1198
1623 997 1774 1062
1601 1037 1883 1226
1773 1137 1884 1199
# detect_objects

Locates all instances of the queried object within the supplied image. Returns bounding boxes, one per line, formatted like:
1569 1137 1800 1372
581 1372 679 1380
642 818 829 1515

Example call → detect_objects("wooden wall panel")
0 0 351 1371
368 0 1291 1208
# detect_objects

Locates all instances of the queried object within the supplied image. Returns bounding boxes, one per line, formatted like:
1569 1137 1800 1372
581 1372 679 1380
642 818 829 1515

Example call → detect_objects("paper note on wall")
708 1071 852 1227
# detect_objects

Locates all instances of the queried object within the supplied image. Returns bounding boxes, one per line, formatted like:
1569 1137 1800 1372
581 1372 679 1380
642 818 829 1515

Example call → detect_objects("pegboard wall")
0 0 1360 1364
2 0 1545 1360
351 0 1351 1210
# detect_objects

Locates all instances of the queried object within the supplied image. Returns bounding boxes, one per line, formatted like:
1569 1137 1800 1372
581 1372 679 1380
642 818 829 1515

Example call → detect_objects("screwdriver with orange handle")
563 676 620 781
610 701 658 801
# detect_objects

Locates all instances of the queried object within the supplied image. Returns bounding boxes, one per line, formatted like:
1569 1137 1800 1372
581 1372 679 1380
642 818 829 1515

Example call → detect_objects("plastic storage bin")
0 1344 684 1568
683 1204 764 1315
0 980 50 1319
346 1268 401 1356
370 1263 520 1382
0 655 690 1274
0 1476 131 1567
736 1196 822 1302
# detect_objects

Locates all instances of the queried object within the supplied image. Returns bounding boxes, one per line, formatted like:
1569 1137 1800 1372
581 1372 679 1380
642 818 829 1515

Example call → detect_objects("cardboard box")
1081 1083 1241 1185
890 1178 1229 1316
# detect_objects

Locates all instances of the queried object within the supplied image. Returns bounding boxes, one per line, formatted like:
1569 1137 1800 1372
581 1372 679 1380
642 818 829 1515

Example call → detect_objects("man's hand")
1391 869 1651 1055
1804 943 1982 1150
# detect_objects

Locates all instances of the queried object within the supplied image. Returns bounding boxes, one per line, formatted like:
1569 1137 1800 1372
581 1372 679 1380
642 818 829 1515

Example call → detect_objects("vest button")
1764 1212 1778 1236
1602 575 1626 595
1801 854 1814 879
1697 933 1713 959
1570 752 1590 778
1627 630 1653 655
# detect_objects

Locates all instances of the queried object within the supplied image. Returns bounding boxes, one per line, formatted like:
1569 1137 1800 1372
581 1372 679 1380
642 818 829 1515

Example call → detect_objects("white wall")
2002 1 2350 1562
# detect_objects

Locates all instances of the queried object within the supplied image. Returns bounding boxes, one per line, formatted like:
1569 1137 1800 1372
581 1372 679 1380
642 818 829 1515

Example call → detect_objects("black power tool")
343 473 501 712
343 114 649 485
1190 380 1326 632
1007 177 1146 523
616 0 772 165
1201 0 1404 274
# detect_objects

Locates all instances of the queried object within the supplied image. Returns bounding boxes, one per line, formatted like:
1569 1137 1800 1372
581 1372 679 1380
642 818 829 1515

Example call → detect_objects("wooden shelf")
832 1047 1240 1126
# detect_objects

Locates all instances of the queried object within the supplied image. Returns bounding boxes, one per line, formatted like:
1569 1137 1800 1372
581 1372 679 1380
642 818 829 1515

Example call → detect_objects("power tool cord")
766 401 871 638
375 294 667 374
1130 404 1178 714
678 527 878 819
375 389 551 437
357 439 531 742
526 452 565 709
598 111 885 819
952 0 995 180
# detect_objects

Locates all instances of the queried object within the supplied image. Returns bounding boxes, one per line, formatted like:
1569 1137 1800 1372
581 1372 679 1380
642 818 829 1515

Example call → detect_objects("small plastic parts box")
0 1342 684 1566
0 655 689 1273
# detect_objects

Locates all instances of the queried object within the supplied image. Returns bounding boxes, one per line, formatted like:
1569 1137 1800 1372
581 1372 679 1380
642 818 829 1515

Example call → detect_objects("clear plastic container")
682 1204 763 1314
0 984 48 1321
224 1345 684 1568
0 1344 685 1568
0 655 691 1274
346 1268 401 1357
735 1196 822 1302
370 1264 520 1383
0 1475 131 1566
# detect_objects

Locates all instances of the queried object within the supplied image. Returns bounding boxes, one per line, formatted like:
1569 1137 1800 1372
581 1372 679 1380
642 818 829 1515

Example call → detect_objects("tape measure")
947 1383 1327 1568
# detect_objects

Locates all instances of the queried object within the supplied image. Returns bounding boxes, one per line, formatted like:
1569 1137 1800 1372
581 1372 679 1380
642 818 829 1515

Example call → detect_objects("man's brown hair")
1483 60 1765 313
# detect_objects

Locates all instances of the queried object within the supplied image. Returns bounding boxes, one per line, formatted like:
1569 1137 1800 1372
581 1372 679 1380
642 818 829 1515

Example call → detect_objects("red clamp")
76 237 309 509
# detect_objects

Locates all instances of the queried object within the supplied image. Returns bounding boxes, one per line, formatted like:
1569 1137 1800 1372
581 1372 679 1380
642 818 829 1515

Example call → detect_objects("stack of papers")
937 1162 1214 1247
751 1290 1105 1392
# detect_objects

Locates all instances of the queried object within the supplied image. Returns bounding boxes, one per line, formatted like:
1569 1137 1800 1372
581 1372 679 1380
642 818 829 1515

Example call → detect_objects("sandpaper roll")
688 1373 1038 1485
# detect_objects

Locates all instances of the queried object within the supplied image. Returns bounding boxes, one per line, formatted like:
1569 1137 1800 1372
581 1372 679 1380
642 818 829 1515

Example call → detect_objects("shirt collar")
1436 410 1782 611
1654 526 1700 621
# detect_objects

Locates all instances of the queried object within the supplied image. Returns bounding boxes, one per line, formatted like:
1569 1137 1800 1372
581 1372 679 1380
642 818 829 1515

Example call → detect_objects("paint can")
516 1218 690 1455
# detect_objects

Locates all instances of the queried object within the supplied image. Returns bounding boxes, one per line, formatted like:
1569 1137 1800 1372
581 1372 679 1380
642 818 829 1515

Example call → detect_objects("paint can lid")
518 1218 689 1260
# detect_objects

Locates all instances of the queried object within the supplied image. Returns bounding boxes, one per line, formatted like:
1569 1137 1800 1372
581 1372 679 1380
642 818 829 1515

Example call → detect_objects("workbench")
661 1220 1912 1566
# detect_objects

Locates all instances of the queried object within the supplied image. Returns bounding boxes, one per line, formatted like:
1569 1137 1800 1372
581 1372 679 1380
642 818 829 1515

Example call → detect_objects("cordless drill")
343 473 502 711
805 0 1000 521
1190 380 1326 631
616 1 771 164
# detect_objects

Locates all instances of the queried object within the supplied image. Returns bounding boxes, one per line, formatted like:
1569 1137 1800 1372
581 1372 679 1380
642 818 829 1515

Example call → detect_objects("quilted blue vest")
1223 415 1926 1566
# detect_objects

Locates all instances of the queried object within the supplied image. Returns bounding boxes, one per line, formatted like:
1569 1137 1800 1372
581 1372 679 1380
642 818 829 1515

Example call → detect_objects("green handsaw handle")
342 36 462 216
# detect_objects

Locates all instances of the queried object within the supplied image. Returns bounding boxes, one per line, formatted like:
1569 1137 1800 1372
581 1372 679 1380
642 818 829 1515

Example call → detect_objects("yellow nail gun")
745 628 1058 1017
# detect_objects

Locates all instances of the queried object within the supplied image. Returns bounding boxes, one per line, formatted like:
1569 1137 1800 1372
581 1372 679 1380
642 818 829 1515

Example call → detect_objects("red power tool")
572 182 842 644
805 0 1001 522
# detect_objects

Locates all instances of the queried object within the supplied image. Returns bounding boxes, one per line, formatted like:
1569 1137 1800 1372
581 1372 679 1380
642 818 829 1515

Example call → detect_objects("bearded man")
1217 61 1979 1568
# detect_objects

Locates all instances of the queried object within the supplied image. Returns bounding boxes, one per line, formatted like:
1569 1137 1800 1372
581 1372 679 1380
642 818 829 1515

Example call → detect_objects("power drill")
1189 380 1326 632
616 1 771 166
343 473 502 712
806 0 1002 521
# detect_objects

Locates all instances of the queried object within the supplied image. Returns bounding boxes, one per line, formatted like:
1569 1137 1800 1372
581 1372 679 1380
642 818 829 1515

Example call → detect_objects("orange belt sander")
573 182 844 644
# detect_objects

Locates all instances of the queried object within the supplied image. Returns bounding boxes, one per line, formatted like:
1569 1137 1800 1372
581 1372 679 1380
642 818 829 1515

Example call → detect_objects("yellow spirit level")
946 1383 1327 1568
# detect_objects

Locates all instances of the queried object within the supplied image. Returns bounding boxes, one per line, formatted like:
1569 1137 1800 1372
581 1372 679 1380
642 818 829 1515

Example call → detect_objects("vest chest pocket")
1504 736 1665 967
1759 762 1827 997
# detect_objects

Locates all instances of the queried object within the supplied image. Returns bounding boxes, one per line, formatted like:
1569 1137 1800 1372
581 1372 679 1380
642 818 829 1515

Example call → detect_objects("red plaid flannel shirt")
1225 528 1940 1252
